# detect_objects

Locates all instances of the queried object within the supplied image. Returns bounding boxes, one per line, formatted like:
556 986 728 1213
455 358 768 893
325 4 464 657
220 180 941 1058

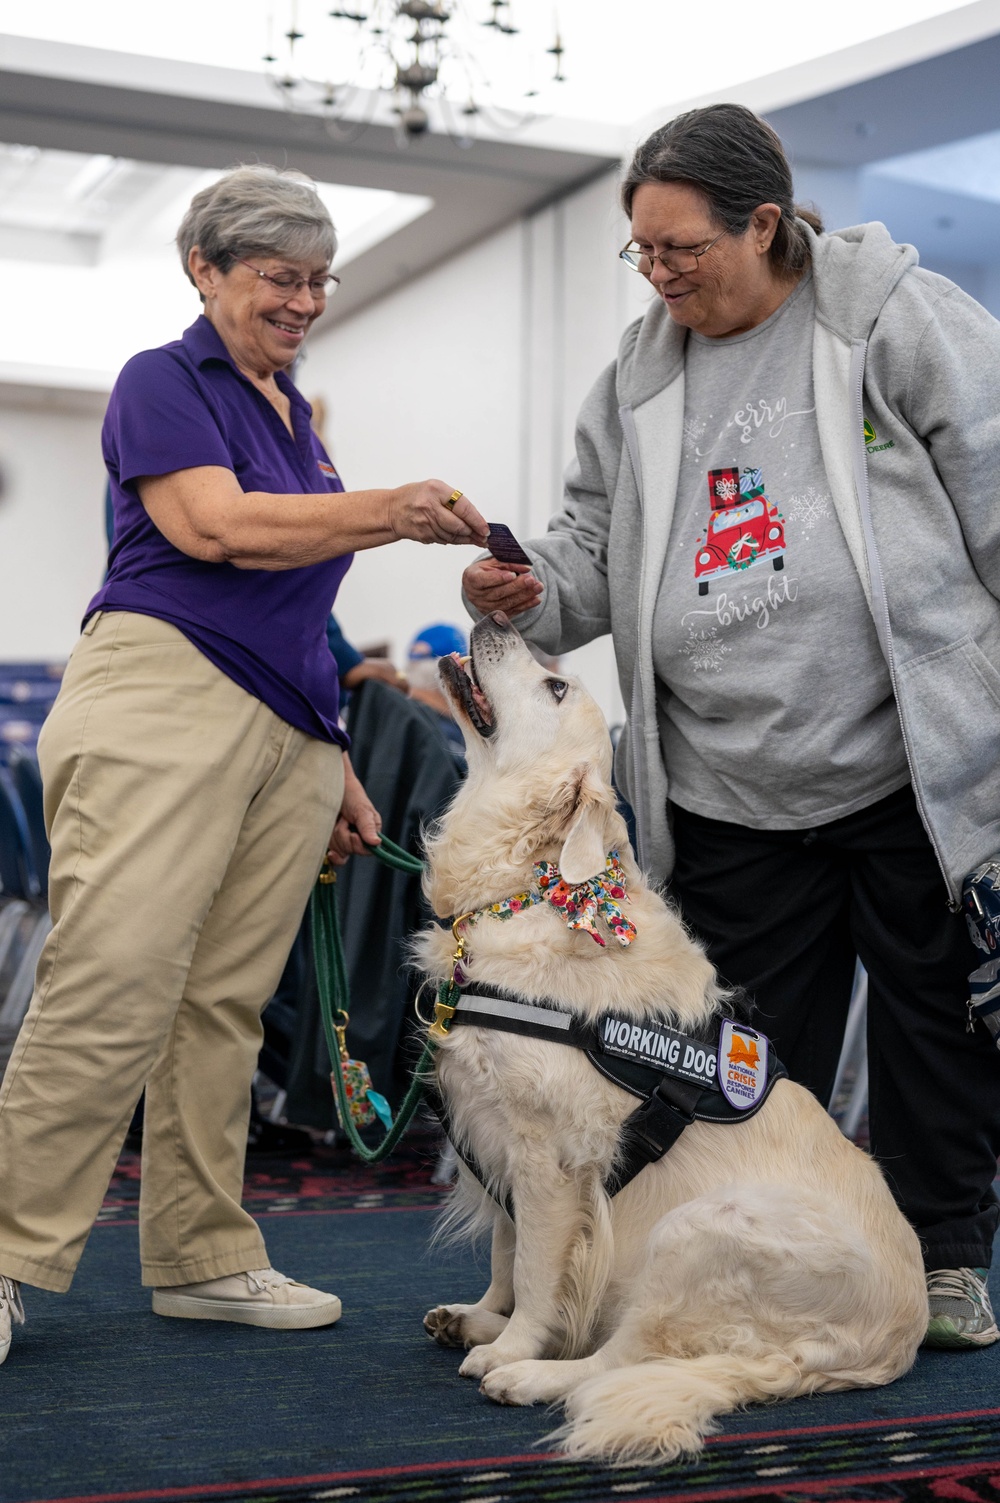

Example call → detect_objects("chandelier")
263 1 566 143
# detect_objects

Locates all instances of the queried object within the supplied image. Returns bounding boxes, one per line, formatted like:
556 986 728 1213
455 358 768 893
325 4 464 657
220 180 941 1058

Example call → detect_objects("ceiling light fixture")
263 1 566 145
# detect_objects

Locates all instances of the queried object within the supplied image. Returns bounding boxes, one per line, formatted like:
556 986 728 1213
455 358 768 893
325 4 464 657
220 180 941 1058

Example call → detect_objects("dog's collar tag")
718 1020 769 1111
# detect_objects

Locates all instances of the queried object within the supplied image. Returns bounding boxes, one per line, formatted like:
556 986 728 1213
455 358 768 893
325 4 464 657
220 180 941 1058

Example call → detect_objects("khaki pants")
0 612 343 1292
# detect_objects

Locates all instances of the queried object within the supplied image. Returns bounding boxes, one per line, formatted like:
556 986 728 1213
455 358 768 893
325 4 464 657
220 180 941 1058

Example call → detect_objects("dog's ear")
558 767 612 884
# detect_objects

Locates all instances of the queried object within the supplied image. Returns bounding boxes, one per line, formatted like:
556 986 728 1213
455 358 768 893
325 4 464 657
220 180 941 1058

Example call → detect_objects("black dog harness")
429 984 787 1207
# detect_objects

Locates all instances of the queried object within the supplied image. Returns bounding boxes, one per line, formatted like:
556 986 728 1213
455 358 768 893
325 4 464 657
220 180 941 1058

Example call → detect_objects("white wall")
304 166 649 725
0 392 107 661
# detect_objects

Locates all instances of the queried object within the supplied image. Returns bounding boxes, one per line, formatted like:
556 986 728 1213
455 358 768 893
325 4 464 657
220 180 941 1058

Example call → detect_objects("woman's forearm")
226 487 397 568
137 467 488 567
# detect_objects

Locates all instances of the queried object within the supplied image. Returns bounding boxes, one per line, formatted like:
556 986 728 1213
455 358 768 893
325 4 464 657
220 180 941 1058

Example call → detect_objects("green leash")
309 835 459 1165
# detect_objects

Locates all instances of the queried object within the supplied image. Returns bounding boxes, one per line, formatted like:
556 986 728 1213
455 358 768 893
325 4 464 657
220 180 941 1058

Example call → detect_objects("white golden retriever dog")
414 611 926 1463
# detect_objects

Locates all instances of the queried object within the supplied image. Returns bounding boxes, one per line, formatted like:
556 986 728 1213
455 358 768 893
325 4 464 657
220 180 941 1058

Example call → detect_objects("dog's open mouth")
439 652 495 738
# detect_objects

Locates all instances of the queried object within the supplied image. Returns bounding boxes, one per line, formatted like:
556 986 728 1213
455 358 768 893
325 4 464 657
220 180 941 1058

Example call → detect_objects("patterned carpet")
4 1129 1000 1503
95 1130 450 1227
16 1409 1000 1503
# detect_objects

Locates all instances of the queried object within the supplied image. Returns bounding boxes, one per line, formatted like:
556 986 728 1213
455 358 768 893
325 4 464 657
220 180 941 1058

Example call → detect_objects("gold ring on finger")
445 490 463 509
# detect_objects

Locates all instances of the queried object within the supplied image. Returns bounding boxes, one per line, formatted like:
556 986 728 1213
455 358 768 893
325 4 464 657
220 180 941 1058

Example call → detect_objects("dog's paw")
480 1360 545 1406
480 1359 574 1407
424 1304 473 1348
459 1342 509 1380
424 1304 510 1350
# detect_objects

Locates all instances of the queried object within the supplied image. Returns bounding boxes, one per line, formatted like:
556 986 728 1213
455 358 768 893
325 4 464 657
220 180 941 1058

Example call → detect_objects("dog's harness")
429 986 786 1207
427 854 787 1212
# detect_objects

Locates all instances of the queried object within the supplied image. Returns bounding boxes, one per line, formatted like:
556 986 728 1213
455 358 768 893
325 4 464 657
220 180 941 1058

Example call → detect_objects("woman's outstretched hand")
387 481 490 547
463 556 544 617
327 754 382 866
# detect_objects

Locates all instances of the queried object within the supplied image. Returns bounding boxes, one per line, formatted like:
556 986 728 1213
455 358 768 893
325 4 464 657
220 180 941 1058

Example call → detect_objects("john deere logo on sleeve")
864 419 895 454
718 1020 768 1110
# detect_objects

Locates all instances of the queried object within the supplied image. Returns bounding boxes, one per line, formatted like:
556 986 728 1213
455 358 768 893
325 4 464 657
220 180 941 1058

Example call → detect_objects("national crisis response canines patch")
718 1019 768 1110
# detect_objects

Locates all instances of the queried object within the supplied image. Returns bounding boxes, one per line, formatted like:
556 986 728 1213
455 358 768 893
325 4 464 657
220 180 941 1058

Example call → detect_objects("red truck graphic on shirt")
694 466 786 596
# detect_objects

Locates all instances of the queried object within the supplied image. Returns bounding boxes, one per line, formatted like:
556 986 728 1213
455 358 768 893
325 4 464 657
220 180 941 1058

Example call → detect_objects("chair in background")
9 750 48 896
0 662 63 766
0 766 40 904
0 764 51 1054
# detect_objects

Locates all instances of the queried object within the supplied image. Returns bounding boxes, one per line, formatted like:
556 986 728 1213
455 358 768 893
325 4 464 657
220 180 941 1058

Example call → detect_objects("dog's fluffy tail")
552 1351 809 1463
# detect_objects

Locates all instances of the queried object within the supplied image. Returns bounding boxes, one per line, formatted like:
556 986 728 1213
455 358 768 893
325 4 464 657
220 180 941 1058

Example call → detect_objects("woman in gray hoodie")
464 103 1000 1350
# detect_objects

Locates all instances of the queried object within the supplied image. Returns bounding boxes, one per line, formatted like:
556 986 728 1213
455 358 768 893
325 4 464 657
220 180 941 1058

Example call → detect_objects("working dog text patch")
599 1016 718 1089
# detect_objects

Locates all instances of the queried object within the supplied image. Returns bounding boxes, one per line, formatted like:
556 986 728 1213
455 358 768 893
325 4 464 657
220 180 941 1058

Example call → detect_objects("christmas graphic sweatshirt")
475 221 1000 902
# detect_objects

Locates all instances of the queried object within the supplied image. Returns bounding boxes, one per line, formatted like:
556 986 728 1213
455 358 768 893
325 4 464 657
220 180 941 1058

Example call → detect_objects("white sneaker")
0 1276 24 1365
151 1267 341 1330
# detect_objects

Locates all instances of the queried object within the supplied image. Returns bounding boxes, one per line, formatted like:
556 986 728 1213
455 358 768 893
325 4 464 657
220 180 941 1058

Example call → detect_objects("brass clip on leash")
428 911 473 1040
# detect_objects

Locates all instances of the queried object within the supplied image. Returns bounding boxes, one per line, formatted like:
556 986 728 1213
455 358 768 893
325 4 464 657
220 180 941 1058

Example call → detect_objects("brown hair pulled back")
622 103 822 276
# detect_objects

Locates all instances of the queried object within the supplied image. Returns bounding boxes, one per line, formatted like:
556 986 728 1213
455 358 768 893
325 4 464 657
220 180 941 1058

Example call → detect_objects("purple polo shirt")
89 315 350 746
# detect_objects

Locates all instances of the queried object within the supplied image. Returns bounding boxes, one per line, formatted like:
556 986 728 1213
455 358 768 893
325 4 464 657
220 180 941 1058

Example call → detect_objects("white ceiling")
0 146 429 267
766 27 1000 279
0 146 432 380
1 1 998 387
0 0 979 129
873 128 1000 202
862 149 1000 266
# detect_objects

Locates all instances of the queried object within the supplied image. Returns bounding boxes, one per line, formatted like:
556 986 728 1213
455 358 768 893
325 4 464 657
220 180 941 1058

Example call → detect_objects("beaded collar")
470 851 637 950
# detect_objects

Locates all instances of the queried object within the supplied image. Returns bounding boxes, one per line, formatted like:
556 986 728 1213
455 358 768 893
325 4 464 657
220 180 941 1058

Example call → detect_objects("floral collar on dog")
474 851 637 949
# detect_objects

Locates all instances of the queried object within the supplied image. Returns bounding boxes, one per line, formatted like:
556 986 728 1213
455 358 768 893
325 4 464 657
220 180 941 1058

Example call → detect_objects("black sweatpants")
669 785 1000 1272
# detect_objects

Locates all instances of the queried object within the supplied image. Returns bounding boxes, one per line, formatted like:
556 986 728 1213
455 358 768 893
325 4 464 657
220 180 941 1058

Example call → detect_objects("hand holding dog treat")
463 554 544 617
386 481 489 547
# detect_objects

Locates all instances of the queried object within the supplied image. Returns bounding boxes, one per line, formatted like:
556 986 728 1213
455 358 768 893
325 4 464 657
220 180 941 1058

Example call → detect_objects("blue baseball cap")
408 623 468 660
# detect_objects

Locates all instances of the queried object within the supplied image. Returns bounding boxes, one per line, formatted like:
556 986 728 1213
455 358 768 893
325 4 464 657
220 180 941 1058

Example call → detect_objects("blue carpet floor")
3 1142 1000 1503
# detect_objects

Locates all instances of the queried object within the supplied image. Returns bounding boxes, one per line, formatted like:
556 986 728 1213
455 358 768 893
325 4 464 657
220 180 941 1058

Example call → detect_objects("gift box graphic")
708 467 741 509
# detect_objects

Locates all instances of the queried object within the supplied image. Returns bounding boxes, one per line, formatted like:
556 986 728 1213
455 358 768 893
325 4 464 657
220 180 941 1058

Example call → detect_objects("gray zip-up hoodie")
507 222 1000 902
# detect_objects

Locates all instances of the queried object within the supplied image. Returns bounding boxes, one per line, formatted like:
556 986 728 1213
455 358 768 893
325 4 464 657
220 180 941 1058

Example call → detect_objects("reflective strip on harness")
457 992 575 1032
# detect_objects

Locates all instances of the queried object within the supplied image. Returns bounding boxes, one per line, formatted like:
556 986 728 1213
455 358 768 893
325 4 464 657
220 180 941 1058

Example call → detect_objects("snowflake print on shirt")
785 486 831 540
682 415 707 451
679 626 732 673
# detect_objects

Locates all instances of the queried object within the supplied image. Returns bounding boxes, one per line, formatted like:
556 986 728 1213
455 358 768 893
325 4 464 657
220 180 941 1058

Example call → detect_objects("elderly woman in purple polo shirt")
0 165 489 1363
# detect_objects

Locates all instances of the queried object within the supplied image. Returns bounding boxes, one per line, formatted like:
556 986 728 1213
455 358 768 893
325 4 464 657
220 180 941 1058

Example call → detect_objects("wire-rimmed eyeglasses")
235 257 340 299
619 229 728 278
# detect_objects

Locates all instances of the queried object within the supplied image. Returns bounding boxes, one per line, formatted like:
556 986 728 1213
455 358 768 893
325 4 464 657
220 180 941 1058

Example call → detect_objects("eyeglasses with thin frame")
619 229 729 278
234 257 340 299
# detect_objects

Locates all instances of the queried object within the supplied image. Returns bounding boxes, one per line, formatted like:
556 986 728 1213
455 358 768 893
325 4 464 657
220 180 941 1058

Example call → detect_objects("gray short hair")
177 164 337 287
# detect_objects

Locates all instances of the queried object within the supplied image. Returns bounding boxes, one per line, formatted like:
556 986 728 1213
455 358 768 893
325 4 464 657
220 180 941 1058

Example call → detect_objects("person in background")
0 163 489 1366
406 623 469 758
326 613 409 696
464 103 1000 1349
